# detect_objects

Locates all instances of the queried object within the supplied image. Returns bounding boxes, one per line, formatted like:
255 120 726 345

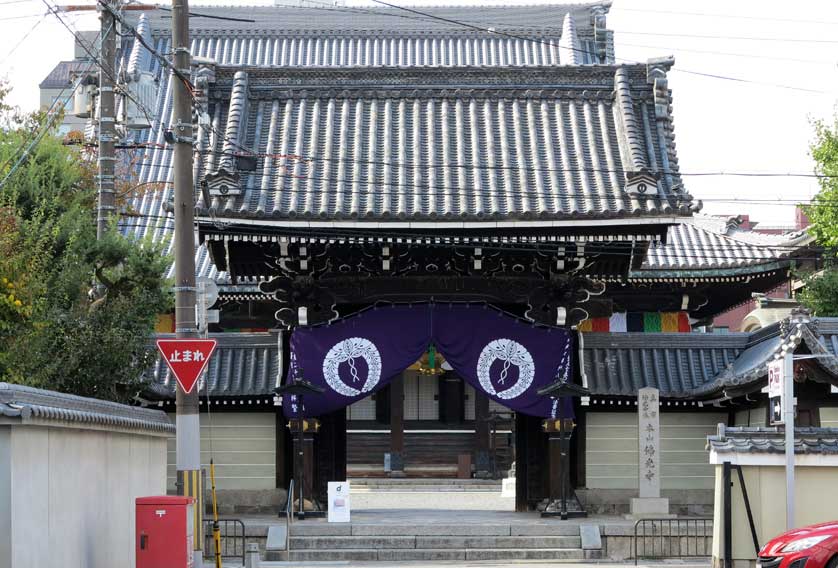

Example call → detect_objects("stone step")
289 522 581 537
290 535 582 549
288 547 585 562
349 477 499 485
351 485 500 492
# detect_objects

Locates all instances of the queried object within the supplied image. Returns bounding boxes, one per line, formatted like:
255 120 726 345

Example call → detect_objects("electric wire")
0 10 48 66
0 23 107 190
365 0 831 94
609 7 838 26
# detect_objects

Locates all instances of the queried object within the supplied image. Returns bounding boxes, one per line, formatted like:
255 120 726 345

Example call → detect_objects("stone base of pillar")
628 497 674 518
474 450 492 478
387 452 406 478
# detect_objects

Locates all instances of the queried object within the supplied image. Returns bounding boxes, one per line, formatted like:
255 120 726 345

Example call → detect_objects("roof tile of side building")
639 215 813 273
707 427 838 455
582 316 838 399
0 382 174 435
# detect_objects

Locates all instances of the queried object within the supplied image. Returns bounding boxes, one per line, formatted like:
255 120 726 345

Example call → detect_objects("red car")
759 522 838 568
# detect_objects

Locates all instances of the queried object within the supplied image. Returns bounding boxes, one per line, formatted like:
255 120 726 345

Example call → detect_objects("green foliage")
0 94 171 401
797 264 838 318
797 117 838 317
805 118 838 247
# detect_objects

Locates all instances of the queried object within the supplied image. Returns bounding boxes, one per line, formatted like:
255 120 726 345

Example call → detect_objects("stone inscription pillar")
630 387 671 517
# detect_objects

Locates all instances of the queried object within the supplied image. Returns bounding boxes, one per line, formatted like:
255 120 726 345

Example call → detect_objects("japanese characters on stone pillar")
630 387 671 517
638 387 661 498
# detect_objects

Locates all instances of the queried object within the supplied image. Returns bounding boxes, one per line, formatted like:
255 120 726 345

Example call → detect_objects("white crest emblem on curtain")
476 339 535 400
322 337 382 397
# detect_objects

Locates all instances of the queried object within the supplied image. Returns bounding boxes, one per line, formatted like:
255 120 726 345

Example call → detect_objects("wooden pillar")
389 373 406 477
474 392 491 478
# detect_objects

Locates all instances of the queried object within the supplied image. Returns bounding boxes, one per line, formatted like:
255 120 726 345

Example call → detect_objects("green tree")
0 92 171 401
799 117 838 316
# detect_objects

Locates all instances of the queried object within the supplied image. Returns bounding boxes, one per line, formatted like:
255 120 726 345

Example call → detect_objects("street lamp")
537 379 590 520
275 368 324 520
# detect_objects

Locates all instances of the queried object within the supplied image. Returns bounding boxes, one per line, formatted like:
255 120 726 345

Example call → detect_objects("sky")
0 0 836 227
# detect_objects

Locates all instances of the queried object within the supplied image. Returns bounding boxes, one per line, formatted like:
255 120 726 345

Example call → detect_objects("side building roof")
581 315 838 400
0 382 173 435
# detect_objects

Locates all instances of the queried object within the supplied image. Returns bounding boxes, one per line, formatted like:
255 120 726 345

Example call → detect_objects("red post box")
136 496 195 568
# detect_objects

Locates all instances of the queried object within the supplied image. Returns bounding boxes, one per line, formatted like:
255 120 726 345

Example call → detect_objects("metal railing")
634 518 713 565
203 518 246 565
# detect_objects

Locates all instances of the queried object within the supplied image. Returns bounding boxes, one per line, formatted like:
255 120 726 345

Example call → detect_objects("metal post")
297 415 305 520
97 0 117 237
723 461 732 568
783 350 795 530
171 0 201 564
559 414 567 520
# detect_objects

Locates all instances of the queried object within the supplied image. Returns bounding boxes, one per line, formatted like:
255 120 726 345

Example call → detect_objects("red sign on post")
156 339 218 394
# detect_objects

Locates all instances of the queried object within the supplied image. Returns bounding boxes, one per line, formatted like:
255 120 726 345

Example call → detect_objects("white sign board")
327 481 351 523
768 359 784 398
768 359 785 425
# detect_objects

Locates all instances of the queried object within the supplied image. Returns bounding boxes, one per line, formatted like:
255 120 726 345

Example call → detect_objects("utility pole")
171 0 202 564
97 0 118 238
783 349 795 530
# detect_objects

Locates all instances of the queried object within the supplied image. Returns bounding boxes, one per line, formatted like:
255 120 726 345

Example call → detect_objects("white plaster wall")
713 464 838 567
5 425 167 568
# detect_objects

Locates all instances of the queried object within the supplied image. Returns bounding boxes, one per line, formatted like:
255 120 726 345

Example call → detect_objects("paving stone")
289 523 352 536
288 549 379 562
510 524 581 536
376 548 467 561
465 548 586 561
415 536 581 549
350 523 511 536
290 535 416 549
580 523 602 550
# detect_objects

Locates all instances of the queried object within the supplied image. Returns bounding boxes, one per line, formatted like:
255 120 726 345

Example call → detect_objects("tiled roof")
640 215 813 273
192 65 693 221
144 333 279 399
38 60 89 89
582 316 838 399
581 331 749 398
707 426 838 455
0 382 173 435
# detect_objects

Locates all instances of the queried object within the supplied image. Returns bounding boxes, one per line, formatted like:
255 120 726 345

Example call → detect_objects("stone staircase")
282 522 587 562
349 477 502 493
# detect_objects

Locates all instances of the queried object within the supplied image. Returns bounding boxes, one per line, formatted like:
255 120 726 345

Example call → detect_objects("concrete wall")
712 464 838 568
586 411 726 490
0 424 167 568
820 407 838 427
166 412 276 491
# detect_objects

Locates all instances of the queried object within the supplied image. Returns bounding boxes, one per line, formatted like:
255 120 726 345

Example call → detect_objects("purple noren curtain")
284 304 574 419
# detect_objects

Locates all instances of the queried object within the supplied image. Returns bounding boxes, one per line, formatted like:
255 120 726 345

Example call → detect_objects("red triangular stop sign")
156 339 218 394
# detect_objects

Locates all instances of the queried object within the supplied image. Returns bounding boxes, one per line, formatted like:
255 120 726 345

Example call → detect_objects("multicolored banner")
284 304 574 419
576 312 690 333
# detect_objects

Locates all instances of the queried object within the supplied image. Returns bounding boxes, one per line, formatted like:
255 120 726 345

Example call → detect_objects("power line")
612 30 838 44
616 41 836 66
0 10 48 65
0 33 104 190
609 7 838 26
365 0 830 95
0 12 46 20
